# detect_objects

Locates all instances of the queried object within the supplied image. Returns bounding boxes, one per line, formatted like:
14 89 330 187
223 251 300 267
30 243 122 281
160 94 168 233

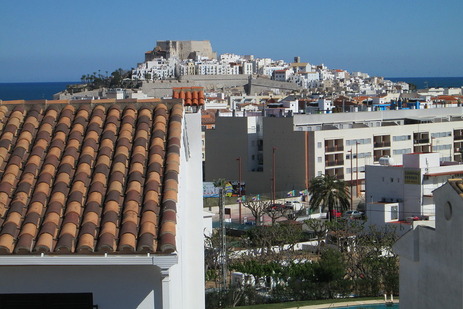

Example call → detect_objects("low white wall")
0 265 162 309
174 112 205 309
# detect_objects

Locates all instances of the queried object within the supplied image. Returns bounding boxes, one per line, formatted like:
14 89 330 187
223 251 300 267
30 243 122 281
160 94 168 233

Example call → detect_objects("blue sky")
1 0 462 82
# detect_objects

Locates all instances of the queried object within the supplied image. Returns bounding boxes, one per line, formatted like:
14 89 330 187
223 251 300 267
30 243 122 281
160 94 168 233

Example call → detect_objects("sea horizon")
0 81 79 101
1 77 462 101
386 76 463 89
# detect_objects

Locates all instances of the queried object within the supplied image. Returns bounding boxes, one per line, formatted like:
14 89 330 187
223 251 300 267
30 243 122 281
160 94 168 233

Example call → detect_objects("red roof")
0 99 183 255
172 87 205 106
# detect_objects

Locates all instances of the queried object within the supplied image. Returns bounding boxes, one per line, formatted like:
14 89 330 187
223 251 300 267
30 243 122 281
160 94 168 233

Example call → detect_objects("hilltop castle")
145 40 217 61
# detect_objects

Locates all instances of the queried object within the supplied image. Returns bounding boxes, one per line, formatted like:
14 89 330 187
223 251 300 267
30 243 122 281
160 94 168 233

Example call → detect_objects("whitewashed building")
0 99 205 309
394 178 463 308
365 153 463 234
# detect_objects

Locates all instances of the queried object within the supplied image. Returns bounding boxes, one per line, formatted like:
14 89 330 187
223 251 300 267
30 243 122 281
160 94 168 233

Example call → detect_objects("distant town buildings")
365 152 463 234
131 40 417 98
205 107 463 195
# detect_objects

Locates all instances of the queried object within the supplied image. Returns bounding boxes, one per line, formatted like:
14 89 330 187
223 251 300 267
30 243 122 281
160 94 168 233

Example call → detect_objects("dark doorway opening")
0 293 94 309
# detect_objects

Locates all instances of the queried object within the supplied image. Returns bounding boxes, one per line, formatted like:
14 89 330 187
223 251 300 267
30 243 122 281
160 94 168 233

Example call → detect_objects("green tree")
243 224 303 256
408 82 417 91
304 218 328 255
110 68 125 88
242 199 271 226
350 225 399 296
314 248 348 299
308 175 350 221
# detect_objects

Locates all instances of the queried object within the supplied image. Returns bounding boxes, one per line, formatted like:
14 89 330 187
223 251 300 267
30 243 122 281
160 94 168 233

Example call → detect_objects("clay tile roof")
0 99 183 255
172 87 205 106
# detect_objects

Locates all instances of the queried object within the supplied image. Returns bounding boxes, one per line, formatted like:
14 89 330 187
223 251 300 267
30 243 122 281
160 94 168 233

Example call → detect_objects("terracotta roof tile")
0 99 183 255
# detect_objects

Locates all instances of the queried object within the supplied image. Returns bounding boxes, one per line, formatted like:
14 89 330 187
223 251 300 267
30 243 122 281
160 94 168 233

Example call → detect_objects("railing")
374 141 391 148
325 146 344 153
414 138 430 144
325 160 344 167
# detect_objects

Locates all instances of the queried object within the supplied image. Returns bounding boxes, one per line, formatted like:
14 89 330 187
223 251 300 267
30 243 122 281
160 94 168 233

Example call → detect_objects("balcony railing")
414 146 430 153
374 141 391 148
324 171 344 179
325 160 344 167
414 139 430 144
325 146 344 153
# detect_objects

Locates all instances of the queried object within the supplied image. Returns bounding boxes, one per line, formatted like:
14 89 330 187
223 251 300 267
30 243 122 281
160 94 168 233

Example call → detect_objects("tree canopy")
308 174 350 220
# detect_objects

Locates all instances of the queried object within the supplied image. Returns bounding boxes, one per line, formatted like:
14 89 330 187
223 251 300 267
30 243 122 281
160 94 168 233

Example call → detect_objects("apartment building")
365 152 463 235
205 107 463 195
132 57 178 81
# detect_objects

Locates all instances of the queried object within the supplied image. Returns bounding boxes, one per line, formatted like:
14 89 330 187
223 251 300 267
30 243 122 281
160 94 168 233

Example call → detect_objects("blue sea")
0 78 462 101
0 82 78 101
386 77 463 90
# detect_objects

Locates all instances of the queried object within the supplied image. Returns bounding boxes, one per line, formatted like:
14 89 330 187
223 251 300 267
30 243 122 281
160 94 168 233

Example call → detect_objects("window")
318 157 322 163
431 132 451 138
317 142 322 148
346 138 371 146
444 202 452 220
347 152 371 159
393 148 412 155
432 144 451 151
393 135 411 142
347 167 361 173
391 206 398 220
0 293 94 309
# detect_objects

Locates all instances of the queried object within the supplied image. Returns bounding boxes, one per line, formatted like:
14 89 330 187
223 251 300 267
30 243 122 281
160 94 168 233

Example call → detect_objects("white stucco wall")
0 265 162 309
366 202 399 227
174 112 205 309
365 165 405 204
394 182 463 308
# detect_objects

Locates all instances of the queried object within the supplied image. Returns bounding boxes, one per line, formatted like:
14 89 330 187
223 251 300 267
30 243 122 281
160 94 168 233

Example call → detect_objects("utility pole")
237 157 242 224
356 142 360 197
272 147 277 203
218 188 227 290
349 148 353 210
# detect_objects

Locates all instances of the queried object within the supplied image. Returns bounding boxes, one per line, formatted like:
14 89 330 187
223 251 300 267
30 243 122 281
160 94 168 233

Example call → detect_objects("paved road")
205 196 365 225
205 198 324 224
292 299 398 308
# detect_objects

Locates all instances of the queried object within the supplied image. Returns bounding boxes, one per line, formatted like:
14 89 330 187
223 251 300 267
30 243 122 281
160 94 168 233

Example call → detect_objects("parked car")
327 209 342 219
267 203 286 211
343 210 364 219
284 200 303 211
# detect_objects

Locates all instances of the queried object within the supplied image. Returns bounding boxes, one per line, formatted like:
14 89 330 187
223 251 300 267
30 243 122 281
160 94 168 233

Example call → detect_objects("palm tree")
308 174 350 221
